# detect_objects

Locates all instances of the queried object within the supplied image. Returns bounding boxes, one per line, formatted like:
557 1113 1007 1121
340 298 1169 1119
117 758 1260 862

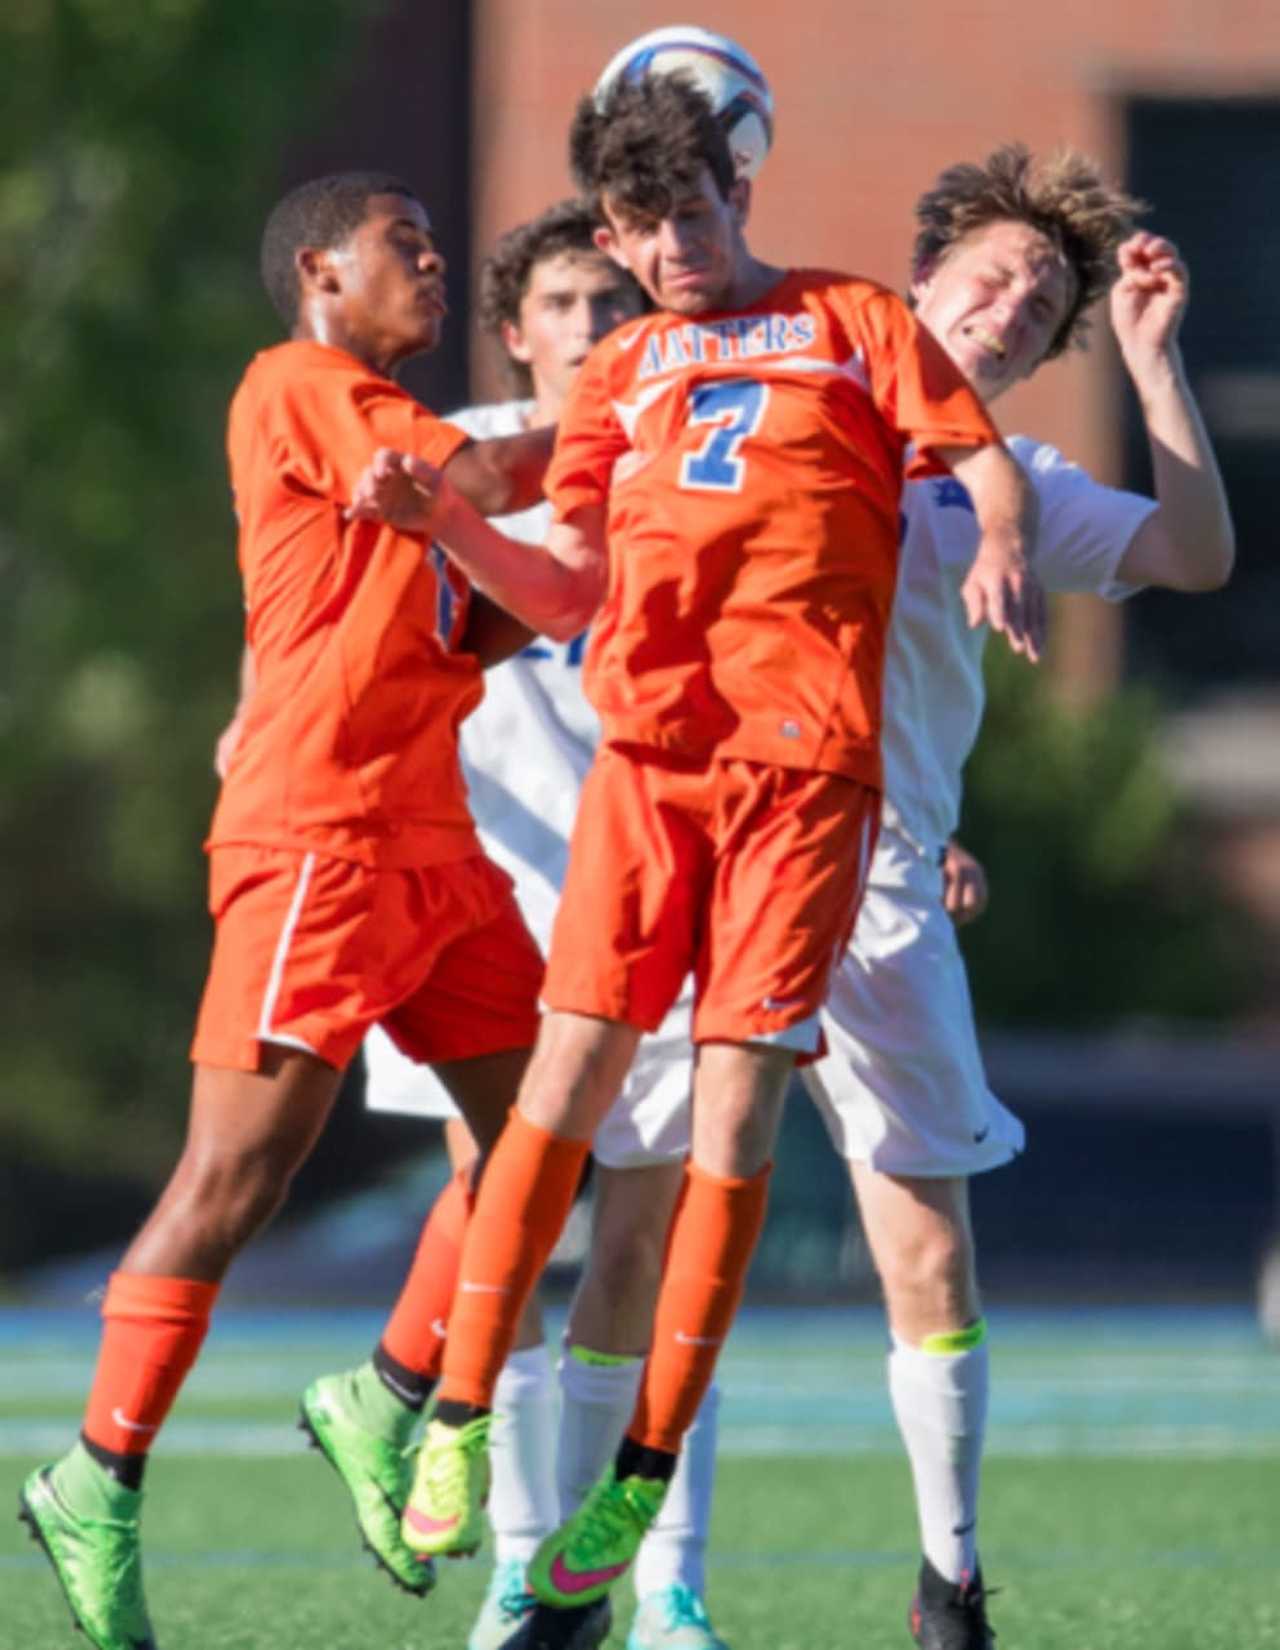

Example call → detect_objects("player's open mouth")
967 328 1006 359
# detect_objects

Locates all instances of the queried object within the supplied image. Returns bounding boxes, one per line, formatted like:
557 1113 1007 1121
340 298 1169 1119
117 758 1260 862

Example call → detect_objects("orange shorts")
191 846 543 1072
544 749 878 1053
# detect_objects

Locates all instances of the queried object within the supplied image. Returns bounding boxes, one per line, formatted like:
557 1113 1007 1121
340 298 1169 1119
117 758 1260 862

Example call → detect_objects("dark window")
1123 97 1280 698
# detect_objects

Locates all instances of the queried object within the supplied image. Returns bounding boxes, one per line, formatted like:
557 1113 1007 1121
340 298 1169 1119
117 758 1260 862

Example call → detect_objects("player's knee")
875 1223 973 1315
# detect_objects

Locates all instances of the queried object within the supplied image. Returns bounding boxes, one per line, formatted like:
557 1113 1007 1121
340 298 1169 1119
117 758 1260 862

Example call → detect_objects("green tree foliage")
0 0 377 1270
960 646 1251 1026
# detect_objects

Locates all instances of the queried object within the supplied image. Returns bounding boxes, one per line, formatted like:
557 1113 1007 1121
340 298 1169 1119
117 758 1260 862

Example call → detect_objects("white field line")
2 1417 1278 1460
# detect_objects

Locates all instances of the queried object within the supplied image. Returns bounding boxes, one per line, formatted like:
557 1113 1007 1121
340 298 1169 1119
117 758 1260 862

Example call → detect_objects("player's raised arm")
349 447 605 639
939 440 1046 661
443 424 555 517
1108 233 1234 592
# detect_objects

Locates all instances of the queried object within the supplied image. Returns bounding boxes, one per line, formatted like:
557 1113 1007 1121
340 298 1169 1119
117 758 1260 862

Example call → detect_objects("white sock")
556 1348 644 1517
632 1381 719 1600
489 1344 558 1565
887 1322 989 1584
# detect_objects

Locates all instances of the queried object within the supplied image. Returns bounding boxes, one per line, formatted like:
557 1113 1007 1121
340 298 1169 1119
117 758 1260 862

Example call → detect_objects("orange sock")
628 1161 771 1455
378 1165 474 1384
82 1272 219 1460
438 1110 588 1409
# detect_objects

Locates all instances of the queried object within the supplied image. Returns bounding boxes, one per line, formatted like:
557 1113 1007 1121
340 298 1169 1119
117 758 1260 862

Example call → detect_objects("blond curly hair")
912 144 1145 357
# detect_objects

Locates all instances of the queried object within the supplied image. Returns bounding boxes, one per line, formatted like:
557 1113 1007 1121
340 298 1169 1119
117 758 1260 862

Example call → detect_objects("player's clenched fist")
1109 230 1189 368
941 839 989 926
348 448 450 535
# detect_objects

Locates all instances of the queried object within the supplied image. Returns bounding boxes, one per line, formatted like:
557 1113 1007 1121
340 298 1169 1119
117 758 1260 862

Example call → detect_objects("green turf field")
3 1305 1276 1649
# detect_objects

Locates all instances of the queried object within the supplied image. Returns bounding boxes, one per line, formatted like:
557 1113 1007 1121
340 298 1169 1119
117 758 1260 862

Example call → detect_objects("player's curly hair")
260 171 417 327
477 197 644 395
911 145 1145 358
568 73 735 220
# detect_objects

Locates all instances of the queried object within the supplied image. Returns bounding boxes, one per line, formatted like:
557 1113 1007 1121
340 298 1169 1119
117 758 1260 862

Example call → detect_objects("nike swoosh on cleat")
111 1408 159 1433
548 1552 630 1596
404 1506 459 1536
377 1370 420 1405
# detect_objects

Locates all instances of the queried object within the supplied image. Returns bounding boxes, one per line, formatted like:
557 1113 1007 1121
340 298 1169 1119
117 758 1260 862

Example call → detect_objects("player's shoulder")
444 398 535 442
247 338 364 384
1008 433 1095 494
788 268 904 313
237 339 398 414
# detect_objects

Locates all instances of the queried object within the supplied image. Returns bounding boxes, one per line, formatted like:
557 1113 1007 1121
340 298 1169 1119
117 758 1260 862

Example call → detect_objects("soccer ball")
593 24 775 180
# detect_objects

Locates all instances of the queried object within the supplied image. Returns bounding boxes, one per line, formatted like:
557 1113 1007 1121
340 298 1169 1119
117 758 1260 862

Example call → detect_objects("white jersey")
808 435 1157 1176
364 399 694 1162
437 398 599 949
881 434 1155 859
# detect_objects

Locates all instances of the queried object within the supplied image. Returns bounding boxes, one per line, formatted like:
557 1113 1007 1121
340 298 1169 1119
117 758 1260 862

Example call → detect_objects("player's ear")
593 223 630 272
297 245 343 296
909 256 938 306
728 175 752 228
501 319 533 366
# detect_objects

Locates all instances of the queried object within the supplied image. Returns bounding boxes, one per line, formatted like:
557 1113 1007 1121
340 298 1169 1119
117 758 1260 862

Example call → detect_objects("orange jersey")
546 270 1001 790
210 340 480 867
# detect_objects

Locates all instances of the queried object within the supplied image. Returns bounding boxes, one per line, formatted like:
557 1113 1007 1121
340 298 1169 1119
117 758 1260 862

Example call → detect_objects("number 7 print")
680 378 770 492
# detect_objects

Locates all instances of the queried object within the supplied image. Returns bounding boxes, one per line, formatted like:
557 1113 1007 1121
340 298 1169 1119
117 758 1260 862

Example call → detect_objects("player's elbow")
464 450 517 517
538 556 604 640
542 594 597 642
1131 515 1236 593
1170 529 1235 593
445 441 524 518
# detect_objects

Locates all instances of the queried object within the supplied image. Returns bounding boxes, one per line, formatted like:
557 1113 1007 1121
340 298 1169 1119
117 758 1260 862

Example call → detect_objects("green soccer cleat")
299 1371 436 1597
468 1555 537 1650
528 1465 667 1609
18 1464 156 1650
627 1584 730 1650
401 1413 492 1558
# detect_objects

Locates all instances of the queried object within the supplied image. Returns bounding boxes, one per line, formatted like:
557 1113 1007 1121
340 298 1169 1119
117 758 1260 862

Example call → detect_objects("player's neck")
292 312 416 380
692 253 785 316
729 255 787 310
527 389 560 430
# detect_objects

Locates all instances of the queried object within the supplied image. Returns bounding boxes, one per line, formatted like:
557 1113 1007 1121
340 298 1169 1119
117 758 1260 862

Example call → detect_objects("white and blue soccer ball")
593 24 775 179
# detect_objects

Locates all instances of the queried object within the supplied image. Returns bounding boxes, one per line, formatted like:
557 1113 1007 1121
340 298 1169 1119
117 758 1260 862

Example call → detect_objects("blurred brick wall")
467 0 1279 692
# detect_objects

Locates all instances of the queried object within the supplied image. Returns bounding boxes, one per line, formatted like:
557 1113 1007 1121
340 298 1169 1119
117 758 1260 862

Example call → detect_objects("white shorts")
365 987 695 1172
802 824 1025 1178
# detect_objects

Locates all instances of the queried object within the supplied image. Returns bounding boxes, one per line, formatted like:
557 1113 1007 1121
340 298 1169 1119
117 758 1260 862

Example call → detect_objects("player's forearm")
943 441 1035 553
443 426 555 517
941 442 1043 658
435 494 601 640
1131 350 1234 591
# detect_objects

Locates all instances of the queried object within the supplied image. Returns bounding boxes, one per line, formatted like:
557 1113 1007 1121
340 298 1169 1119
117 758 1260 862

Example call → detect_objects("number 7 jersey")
546 269 1001 792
